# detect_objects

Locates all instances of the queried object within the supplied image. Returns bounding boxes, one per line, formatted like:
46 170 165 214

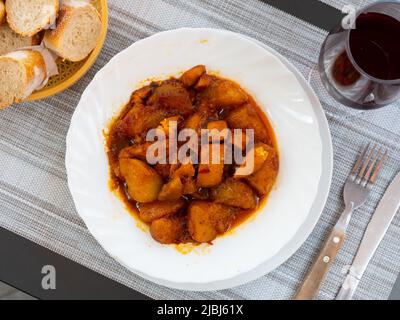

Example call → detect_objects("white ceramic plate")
66 28 332 291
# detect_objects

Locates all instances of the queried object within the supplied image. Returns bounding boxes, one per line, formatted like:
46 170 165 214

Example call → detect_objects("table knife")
336 172 400 300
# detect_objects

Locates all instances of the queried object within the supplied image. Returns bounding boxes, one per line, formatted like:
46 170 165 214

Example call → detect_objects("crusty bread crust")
6 0 59 37
0 1 5 25
44 1 102 62
42 5 71 55
0 50 47 109
18 51 47 99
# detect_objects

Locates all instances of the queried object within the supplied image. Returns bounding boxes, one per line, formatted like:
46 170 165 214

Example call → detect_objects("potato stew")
106 65 279 245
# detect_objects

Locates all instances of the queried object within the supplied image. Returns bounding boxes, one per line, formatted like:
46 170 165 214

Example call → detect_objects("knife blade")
336 172 400 300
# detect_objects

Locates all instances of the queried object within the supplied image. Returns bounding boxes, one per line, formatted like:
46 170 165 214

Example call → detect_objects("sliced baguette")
0 1 5 25
0 24 41 56
6 0 59 37
0 50 47 109
44 0 102 62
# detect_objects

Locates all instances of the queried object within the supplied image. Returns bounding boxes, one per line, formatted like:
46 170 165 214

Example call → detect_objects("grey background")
0 0 399 300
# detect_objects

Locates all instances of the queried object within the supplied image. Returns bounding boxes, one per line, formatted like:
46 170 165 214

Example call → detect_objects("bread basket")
27 0 108 101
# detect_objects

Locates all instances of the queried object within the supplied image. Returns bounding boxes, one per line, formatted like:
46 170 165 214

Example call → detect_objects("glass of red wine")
319 1 400 109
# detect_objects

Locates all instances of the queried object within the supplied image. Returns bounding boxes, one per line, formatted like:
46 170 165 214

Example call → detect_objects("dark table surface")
0 0 399 300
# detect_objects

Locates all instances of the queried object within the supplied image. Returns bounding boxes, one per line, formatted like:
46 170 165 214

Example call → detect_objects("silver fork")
294 144 387 300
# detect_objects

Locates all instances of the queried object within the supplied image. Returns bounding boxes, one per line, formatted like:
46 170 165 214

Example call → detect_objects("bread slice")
6 0 59 36
0 50 47 109
0 25 41 56
0 1 5 25
44 0 102 62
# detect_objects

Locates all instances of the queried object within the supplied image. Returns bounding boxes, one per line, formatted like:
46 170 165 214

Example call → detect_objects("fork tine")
351 143 370 179
362 147 382 184
369 149 388 185
358 144 377 181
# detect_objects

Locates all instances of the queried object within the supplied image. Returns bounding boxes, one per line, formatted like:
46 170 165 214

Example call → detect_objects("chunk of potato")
188 201 236 243
182 178 197 195
231 129 249 151
234 143 270 177
244 147 279 196
158 116 182 136
119 84 169 138
130 85 154 106
212 204 237 235
188 202 216 243
171 163 195 179
158 177 184 201
197 144 225 188
170 163 196 195
201 79 248 108
139 199 186 223
211 178 257 209
207 120 229 142
119 158 163 203
119 142 152 161
226 104 270 144
147 80 193 115
184 113 205 134
207 120 228 132
181 65 206 87
150 216 186 244
195 74 213 91
119 104 167 138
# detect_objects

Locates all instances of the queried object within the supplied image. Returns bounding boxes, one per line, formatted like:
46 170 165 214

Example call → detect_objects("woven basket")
27 0 108 101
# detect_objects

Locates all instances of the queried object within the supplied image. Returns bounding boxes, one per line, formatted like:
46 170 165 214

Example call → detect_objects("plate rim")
66 27 333 291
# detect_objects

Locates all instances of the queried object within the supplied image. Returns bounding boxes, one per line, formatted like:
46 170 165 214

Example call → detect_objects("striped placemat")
0 0 398 300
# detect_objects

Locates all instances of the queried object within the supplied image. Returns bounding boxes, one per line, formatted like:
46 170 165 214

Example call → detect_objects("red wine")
320 4 400 109
349 12 400 80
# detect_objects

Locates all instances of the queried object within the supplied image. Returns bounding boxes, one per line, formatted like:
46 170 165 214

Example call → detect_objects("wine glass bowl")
319 1 400 109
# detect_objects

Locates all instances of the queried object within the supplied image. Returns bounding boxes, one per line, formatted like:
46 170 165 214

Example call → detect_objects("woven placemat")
0 0 399 300
321 0 376 10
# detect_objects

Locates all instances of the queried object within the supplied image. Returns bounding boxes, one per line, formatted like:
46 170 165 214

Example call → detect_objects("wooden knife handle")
294 228 346 300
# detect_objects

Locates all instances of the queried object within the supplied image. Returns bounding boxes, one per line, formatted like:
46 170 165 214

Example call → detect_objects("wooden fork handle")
294 227 346 300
